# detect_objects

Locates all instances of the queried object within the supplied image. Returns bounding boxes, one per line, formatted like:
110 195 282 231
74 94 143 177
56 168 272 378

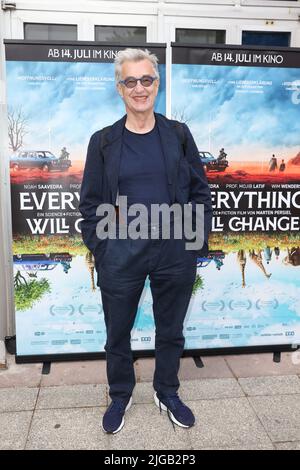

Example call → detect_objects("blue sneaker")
154 392 195 428
102 397 132 434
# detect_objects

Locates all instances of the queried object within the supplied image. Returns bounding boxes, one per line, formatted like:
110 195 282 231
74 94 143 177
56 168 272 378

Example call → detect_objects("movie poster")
5 41 166 359
172 45 300 350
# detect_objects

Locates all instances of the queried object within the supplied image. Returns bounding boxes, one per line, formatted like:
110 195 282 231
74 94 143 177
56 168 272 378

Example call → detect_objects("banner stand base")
42 362 51 375
273 351 281 363
5 335 16 355
14 345 299 364
193 356 204 368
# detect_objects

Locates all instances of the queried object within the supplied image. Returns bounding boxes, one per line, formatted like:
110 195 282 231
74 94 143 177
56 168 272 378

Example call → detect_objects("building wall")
0 0 300 349
2 1 300 45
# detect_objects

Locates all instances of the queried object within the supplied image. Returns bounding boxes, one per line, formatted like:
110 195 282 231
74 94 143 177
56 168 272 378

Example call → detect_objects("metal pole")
0 6 15 367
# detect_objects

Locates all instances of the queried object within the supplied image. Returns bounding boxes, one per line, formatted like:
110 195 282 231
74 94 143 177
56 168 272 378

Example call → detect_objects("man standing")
79 49 212 434
279 159 286 172
269 154 278 172
217 147 227 162
60 146 70 161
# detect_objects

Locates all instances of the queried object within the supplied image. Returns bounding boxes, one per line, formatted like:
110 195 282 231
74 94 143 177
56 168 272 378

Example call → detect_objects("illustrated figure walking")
279 159 286 172
60 146 70 161
269 154 277 172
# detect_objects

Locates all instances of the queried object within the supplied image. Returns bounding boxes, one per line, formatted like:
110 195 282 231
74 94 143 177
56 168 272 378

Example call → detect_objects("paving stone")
188 398 272 449
40 360 107 386
108 403 192 450
0 353 42 388
180 378 244 401
0 411 32 450
249 394 300 443
224 352 300 378
132 378 243 405
135 356 234 383
134 358 155 382
239 375 300 396
26 407 109 450
132 382 154 404
179 356 234 380
0 387 38 412
36 384 107 409
275 441 300 450
197 443 274 450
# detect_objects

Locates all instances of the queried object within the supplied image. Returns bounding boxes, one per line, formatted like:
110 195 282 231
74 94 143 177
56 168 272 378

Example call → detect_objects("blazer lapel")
102 115 126 204
155 113 181 200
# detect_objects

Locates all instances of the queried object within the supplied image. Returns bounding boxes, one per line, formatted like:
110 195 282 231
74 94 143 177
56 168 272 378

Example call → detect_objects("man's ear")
117 83 123 98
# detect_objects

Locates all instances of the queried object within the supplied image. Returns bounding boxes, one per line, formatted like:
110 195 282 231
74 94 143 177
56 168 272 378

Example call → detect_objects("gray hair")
114 48 160 83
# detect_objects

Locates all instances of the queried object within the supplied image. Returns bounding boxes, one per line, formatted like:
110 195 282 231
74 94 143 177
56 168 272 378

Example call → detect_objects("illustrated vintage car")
199 151 229 172
10 150 71 172
13 253 72 273
197 250 225 269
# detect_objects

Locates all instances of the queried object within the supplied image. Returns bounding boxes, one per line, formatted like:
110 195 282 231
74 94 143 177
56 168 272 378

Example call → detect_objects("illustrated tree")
172 107 192 125
14 271 51 311
7 106 29 152
192 274 204 296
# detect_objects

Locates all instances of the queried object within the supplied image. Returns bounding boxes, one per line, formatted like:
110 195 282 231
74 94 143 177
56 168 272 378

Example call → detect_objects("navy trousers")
97 232 197 402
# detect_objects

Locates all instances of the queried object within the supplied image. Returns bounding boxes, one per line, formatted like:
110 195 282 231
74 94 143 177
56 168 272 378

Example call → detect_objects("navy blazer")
79 112 212 262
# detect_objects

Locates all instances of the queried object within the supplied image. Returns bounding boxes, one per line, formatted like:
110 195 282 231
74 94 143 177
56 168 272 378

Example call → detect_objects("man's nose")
134 80 145 92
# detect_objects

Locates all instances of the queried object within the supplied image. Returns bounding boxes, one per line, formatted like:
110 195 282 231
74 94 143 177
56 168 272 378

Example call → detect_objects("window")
176 28 226 45
242 31 291 47
95 26 146 44
24 23 77 41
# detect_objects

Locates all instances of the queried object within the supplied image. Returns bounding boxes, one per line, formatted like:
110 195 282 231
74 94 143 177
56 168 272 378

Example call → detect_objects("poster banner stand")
14 344 298 365
4 40 300 364
171 42 300 361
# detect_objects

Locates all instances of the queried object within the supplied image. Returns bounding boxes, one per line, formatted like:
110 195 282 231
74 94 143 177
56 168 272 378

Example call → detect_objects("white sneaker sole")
102 396 132 434
154 392 191 428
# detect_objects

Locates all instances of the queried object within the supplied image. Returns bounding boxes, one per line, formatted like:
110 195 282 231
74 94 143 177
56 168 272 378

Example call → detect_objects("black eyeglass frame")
118 75 158 88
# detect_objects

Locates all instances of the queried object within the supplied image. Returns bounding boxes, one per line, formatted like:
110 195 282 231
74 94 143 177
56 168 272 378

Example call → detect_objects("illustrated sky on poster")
6 60 166 162
172 64 300 166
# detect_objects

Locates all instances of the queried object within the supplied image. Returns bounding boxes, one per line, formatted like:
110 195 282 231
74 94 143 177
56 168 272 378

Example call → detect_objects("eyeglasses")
118 75 158 89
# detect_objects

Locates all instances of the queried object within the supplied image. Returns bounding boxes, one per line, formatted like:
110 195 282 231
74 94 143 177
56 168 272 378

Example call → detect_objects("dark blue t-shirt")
118 123 171 227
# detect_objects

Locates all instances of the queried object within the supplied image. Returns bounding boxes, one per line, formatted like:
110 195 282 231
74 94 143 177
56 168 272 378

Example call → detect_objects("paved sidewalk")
1 351 300 450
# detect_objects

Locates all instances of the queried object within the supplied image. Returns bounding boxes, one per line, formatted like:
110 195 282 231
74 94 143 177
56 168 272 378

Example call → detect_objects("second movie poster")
172 44 300 351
